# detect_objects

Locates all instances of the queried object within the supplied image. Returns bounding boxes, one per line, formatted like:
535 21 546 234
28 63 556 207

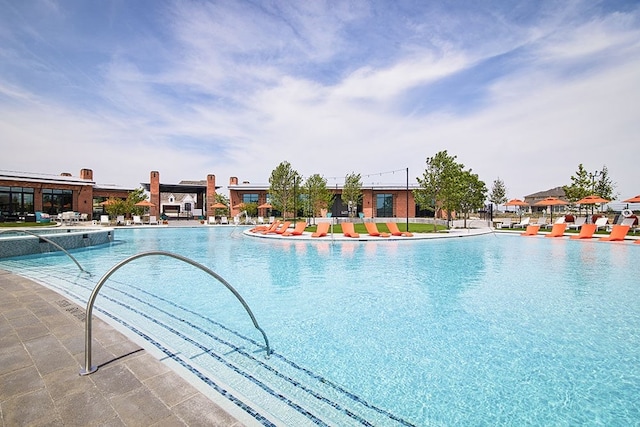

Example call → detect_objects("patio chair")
148 215 159 225
545 216 565 229
599 225 630 242
100 215 110 225
364 222 390 237
534 217 548 227
116 215 125 225
257 216 265 224
251 220 280 233
567 216 586 230
569 224 597 239
263 221 291 235
312 222 330 238
498 218 513 229
220 216 228 224
594 216 608 231
208 216 216 225
386 222 413 237
341 222 360 238
544 223 567 238
133 215 143 225
513 217 530 229
520 225 540 236
282 222 307 236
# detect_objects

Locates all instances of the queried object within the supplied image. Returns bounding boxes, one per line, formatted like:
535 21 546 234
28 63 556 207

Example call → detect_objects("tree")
562 164 591 203
342 172 362 218
489 178 507 211
302 174 334 223
593 165 617 201
457 170 488 227
414 150 464 230
268 161 300 219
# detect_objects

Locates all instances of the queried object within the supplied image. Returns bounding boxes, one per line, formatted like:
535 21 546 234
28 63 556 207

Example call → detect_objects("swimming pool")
1 227 639 425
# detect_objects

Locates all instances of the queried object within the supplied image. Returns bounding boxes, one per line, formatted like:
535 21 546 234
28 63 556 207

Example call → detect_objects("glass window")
242 193 259 204
42 189 73 214
376 194 394 217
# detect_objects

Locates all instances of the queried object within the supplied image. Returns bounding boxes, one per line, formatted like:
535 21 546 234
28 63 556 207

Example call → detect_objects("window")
42 189 72 214
242 193 259 204
376 194 394 217
0 186 35 216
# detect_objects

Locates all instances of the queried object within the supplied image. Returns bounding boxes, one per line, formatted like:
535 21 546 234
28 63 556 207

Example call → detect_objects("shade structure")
534 197 568 222
623 195 640 203
504 199 529 220
504 199 529 207
258 202 272 209
135 200 155 207
576 195 609 205
210 202 227 209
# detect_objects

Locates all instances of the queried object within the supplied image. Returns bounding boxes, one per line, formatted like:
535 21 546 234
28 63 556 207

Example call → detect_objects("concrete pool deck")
0 269 248 426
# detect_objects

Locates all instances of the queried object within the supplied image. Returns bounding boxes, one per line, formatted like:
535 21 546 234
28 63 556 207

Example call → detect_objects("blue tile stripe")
122 281 416 427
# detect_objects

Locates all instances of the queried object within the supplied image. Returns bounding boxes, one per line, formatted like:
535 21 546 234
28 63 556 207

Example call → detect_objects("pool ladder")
80 250 272 375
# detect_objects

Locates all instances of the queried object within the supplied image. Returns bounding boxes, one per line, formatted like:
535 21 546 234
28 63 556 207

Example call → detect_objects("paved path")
0 269 247 426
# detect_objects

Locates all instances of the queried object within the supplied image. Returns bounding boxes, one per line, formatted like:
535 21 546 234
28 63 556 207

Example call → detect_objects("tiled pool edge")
0 227 114 258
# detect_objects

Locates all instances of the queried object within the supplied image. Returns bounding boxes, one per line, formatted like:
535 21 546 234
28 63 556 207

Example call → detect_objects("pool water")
2 227 639 425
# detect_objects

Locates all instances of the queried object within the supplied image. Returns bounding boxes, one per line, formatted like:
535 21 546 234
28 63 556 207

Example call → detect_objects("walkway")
0 269 248 426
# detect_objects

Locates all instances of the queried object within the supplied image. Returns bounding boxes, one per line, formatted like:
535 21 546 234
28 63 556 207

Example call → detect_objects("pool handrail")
80 250 272 375
0 229 87 273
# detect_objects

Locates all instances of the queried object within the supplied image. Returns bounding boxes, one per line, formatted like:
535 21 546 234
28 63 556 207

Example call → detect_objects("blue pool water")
1 227 639 425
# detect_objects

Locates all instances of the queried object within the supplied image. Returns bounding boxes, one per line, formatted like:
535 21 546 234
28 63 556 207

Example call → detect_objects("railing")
0 229 88 273
80 250 272 375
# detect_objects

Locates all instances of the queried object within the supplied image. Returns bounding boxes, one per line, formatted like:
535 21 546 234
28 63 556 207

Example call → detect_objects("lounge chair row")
521 223 636 242
247 221 414 238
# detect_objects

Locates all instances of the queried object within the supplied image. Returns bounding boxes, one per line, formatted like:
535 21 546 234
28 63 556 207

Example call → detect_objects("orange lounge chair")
282 222 307 236
311 222 330 238
341 222 360 238
599 225 630 241
386 222 413 237
544 223 567 238
521 225 540 236
364 222 390 237
262 220 291 234
250 220 279 233
569 223 597 239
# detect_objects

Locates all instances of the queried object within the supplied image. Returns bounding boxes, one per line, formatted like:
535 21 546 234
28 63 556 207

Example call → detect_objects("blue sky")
1 0 639 201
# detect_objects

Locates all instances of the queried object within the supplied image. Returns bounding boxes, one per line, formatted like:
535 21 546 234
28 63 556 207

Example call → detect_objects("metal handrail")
0 229 87 273
80 250 272 375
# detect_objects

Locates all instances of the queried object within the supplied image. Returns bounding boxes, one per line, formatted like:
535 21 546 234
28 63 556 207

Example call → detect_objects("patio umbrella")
576 195 610 218
534 197 568 222
258 202 272 209
623 195 640 203
504 199 529 220
135 200 155 207
210 202 227 209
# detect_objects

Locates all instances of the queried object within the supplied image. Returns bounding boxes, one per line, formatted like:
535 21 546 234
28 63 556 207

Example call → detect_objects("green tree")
342 172 362 218
457 170 488 227
592 165 617 201
414 150 464 230
268 161 300 219
489 177 507 211
303 174 334 223
562 164 591 203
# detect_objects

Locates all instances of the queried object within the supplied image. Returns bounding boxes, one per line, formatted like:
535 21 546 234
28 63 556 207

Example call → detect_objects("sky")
1 0 639 202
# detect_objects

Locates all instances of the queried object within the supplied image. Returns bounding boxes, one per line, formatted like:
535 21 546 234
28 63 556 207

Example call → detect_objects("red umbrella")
504 198 529 207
